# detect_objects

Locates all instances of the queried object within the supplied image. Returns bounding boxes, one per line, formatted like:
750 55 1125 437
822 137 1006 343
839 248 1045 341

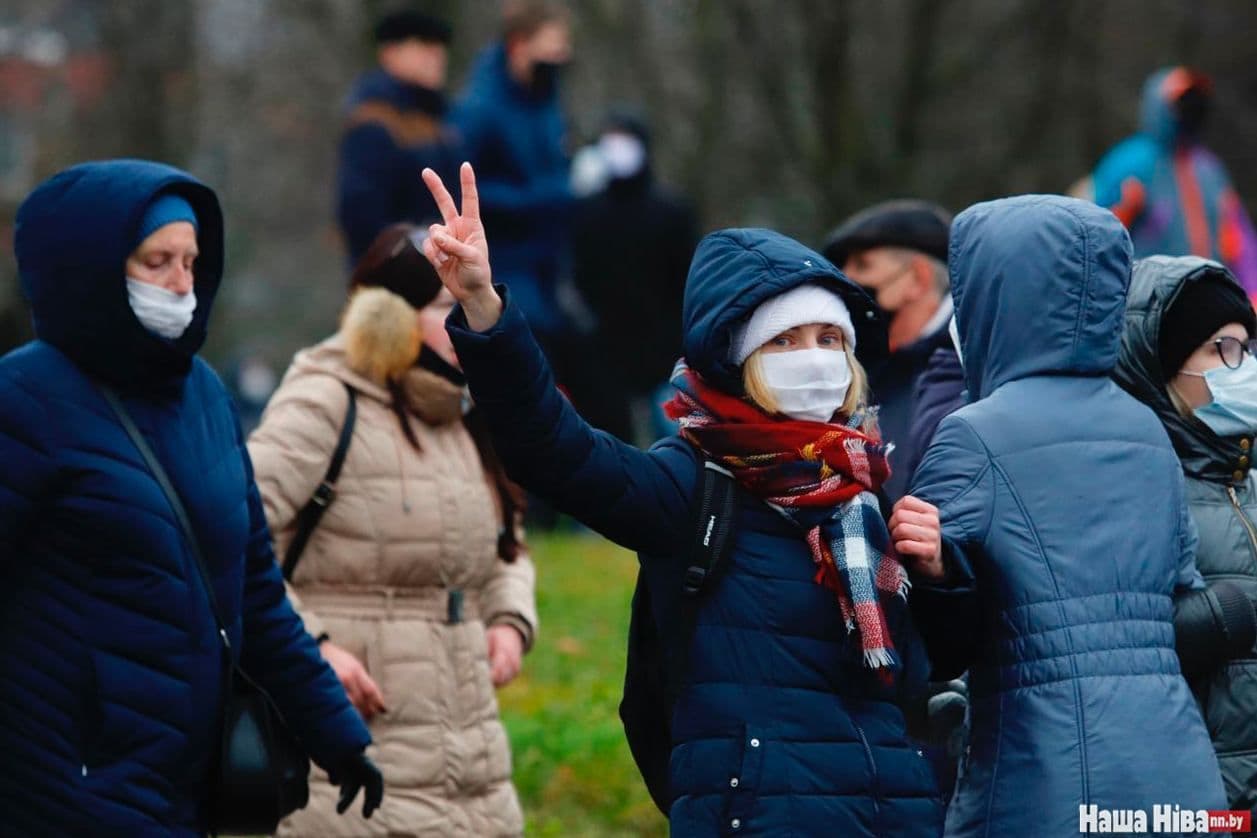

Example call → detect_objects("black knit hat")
373 10 453 45
822 199 952 267
1159 272 1257 379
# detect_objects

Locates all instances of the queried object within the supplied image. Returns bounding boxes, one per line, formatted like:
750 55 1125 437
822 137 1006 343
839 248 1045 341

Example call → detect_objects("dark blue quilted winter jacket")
448 228 943 836
0 160 370 836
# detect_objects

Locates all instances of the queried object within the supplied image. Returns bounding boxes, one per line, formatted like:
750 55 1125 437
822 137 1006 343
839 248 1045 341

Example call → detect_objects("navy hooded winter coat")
908 196 1225 837
451 44 572 339
0 160 370 836
448 229 943 836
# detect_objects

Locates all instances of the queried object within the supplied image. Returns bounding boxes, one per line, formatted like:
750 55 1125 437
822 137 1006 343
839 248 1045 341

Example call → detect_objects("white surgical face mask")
759 348 852 423
599 132 646 180
126 277 197 340
948 315 963 368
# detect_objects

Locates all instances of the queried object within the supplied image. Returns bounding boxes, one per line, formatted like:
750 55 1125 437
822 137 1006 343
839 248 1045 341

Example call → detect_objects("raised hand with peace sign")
420 163 504 332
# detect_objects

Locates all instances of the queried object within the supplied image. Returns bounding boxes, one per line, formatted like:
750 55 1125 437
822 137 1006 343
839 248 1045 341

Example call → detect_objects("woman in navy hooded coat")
417 164 943 836
0 160 379 836
899 195 1226 836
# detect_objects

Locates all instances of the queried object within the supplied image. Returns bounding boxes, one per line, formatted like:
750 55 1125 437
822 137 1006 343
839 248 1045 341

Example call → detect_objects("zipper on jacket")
1226 486 1257 563
851 717 882 825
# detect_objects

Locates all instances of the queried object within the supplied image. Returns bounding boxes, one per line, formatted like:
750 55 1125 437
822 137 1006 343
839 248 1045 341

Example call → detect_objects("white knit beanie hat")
729 284 856 365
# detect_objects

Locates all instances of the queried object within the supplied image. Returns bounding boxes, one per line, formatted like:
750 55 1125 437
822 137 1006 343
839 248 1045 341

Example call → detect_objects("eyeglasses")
1211 336 1257 370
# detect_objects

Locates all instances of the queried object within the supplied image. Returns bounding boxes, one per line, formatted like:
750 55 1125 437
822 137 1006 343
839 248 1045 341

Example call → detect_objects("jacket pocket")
722 725 766 835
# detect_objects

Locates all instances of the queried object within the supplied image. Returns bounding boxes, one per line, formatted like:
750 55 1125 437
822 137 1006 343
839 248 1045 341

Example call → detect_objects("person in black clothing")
823 200 954 500
569 110 699 444
336 10 461 264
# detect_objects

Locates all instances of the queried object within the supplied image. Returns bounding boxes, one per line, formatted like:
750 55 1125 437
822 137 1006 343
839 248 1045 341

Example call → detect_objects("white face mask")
599 132 646 179
948 315 963 367
759 348 852 423
126 277 197 340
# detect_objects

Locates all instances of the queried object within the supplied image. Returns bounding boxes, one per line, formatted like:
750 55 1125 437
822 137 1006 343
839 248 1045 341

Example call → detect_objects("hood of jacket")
1139 66 1203 148
949 195 1132 401
1113 255 1254 484
14 159 224 393
681 227 886 394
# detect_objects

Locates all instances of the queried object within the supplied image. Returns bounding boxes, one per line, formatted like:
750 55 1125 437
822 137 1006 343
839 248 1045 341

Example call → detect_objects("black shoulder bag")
99 386 310 835
619 460 739 816
282 383 357 581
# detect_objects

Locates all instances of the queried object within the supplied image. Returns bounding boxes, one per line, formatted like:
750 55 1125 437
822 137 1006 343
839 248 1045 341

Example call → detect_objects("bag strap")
98 385 231 655
666 460 739 701
281 383 357 581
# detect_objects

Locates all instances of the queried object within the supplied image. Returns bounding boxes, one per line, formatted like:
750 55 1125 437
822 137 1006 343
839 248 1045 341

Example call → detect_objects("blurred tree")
1 0 1257 369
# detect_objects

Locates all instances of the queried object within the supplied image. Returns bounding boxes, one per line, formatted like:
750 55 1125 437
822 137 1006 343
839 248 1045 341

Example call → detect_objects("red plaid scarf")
665 361 909 675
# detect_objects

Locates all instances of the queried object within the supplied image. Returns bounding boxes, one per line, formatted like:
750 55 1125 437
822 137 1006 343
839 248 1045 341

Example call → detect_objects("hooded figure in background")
1114 256 1257 813
569 109 699 444
0 160 378 834
903 195 1225 836
1086 67 1257 300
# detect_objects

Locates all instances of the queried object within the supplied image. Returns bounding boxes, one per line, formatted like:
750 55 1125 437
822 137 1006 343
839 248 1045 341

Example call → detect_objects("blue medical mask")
1183 355 1257 437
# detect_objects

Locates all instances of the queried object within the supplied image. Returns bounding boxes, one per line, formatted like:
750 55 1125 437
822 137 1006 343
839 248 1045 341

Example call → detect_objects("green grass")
499 531 667 837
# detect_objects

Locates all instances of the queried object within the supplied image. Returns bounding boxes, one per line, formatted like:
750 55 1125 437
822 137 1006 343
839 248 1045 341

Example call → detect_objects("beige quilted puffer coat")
248 294 536 837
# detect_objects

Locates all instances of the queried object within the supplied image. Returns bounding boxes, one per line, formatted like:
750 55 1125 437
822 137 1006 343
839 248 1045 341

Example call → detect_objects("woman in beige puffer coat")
249 224 537 837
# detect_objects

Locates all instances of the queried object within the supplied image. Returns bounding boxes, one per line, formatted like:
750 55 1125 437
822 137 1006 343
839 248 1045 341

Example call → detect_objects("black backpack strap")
666 460 739 700
281 383 357 581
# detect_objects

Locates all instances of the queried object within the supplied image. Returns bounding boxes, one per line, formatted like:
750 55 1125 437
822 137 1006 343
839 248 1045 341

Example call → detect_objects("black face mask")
409 84 449 118
415 345 465 386
1175 88 1210 140
529 60 566 98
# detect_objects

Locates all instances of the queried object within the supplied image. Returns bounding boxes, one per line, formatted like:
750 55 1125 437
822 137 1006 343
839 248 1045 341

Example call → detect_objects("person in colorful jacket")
1081 67 1257 301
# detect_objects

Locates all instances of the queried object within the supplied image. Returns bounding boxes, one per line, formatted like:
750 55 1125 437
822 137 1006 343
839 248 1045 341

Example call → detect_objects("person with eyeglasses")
1114 255 1257 815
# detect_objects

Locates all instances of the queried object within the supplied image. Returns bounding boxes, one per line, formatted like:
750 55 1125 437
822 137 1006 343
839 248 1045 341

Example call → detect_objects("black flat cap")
373 10 453 45
822 199 953 266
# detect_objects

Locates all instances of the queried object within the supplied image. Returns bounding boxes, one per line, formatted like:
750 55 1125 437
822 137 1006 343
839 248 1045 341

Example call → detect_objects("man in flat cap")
823 200 955 500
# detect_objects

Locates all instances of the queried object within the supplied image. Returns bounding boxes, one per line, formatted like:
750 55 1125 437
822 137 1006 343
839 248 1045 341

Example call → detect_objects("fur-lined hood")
288 287 466 425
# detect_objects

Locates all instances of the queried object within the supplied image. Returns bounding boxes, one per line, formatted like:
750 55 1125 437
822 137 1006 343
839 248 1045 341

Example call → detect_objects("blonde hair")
742 342 872 430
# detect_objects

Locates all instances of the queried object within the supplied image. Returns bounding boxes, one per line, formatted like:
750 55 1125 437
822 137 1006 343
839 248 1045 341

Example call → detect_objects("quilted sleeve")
0 370 60 559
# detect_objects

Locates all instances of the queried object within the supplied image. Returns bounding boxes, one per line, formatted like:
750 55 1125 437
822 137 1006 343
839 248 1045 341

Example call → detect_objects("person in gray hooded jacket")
1114 255 1257 812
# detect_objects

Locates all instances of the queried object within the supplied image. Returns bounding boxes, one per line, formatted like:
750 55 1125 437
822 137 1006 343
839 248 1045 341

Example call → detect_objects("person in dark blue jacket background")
823 200 955 501
451 2 574 347
896 195 1226 836
336 10 462 264
417 164 943 836
0 160 380 835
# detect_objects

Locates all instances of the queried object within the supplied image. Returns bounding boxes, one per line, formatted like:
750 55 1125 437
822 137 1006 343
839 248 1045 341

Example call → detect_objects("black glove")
328 751 383 818
926 678 969 759
1174 580 1257 680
